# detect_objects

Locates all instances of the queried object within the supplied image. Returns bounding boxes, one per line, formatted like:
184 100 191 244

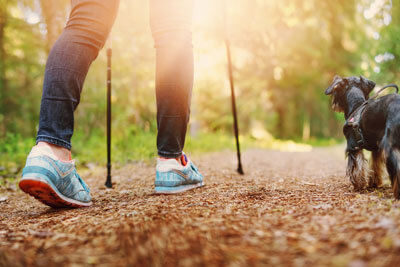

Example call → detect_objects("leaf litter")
1 148 400 266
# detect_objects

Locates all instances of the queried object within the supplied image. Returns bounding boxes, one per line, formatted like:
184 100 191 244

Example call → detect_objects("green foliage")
373 0 400 82
0 133 34 177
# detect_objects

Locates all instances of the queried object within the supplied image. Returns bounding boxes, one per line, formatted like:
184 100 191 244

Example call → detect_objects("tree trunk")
0 1 7 136
302 113 310 141
276 107 286 138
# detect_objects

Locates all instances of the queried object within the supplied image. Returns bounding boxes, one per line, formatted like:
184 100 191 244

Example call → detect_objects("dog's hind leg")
383 123 400 199
368 150 385 188
346 150 368 191
385 148 400 199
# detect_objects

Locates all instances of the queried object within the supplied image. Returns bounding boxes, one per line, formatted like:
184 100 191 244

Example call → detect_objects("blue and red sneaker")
19 145 92 208
155 153 204 194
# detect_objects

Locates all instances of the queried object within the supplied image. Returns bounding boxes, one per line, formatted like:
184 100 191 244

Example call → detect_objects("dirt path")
1 147 400 266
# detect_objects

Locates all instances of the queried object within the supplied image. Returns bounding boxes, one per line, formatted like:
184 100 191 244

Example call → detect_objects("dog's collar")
344 101 368 150
344 84 399 151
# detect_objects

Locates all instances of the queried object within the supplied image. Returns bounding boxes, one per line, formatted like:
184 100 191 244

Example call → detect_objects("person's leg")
37 0 119 152
150 0 194 158
150 0 203 194
20 0 119 208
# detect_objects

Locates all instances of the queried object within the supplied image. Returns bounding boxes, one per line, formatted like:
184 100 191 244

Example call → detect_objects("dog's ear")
325 75 346 95
359 75 376 97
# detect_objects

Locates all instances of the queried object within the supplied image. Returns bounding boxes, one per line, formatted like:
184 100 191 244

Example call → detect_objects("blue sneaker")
19 145 92 208
155 153 204 194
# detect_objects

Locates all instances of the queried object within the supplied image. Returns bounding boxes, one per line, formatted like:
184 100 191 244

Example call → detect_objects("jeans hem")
158 150 182 158
36 135 72 150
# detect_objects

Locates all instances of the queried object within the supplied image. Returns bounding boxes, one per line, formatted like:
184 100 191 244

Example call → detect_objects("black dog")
325 75 400 199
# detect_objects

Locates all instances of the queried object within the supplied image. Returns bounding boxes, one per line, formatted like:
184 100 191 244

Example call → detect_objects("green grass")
0 133 35 177
292 137 344 147
72 130 240 167
0 130 239 177
0 129 342 178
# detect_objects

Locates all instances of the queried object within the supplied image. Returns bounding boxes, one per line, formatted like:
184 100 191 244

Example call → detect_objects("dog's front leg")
346 149 368 191
368 150 384 188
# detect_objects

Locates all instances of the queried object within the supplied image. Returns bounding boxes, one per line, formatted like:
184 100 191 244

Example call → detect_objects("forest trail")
1 147 400 266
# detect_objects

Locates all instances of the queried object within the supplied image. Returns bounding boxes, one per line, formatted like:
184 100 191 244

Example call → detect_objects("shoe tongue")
181 154 188 166
159 153 188 166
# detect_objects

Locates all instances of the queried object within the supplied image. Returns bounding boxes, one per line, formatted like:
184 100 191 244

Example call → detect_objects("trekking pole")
105 34 113 188
223 0 244 175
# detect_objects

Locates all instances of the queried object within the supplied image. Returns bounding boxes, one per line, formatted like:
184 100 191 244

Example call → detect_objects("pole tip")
237 164 244 175
105 175 112 188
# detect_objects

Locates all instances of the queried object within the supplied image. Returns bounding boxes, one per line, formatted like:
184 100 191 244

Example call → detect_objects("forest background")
0 0 398 176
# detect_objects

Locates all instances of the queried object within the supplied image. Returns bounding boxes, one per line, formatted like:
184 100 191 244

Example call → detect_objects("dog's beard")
346 150 368 190
332 102 344 112
331 96 344 113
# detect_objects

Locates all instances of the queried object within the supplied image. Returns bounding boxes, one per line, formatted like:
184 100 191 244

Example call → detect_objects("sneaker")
19 145 92 208
155 153 204 194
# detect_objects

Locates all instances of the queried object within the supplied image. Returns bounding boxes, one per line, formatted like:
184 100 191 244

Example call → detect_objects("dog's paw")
367 178 382 189
349 174 367 191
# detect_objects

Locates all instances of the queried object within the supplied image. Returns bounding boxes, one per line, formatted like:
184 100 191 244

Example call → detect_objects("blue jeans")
36 0 193 158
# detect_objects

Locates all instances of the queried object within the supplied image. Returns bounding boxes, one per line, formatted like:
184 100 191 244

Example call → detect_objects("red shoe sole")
19 179 91 208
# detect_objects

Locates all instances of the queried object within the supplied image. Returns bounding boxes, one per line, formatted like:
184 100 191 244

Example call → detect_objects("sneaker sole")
154 182 204 194
19 177 92 208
